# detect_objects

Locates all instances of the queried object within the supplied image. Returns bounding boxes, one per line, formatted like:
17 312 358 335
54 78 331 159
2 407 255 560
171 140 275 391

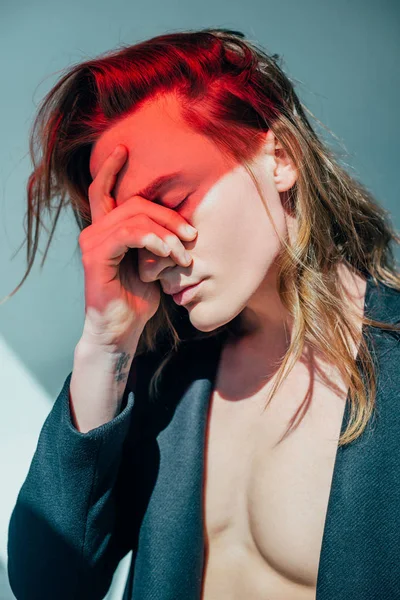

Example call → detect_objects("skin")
89 93 299 361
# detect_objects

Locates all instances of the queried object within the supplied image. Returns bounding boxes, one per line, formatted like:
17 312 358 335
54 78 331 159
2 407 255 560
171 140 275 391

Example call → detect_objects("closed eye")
154 194 190 210
174 194 190 209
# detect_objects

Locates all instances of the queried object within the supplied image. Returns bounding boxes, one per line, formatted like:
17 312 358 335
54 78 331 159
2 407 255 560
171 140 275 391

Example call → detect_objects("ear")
263 129 298 192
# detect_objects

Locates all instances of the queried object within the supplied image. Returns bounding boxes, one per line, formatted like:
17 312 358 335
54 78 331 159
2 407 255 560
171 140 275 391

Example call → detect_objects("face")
89 93 298 335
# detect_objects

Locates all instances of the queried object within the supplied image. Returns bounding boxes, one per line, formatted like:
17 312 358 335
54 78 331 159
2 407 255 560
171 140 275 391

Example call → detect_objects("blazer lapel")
130 336 223 600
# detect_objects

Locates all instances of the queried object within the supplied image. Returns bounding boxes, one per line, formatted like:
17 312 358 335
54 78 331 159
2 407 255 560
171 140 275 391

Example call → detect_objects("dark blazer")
7 274 400 600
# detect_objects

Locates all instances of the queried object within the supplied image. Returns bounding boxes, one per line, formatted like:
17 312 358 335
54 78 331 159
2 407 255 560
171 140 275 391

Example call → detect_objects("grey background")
1 1 399 598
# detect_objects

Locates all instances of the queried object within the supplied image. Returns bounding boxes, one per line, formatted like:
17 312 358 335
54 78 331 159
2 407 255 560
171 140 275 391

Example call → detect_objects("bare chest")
201 358 349 600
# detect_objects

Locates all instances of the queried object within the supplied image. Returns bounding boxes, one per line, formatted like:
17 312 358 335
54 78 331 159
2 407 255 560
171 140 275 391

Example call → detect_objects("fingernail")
113 145 125 157
182 224 197 236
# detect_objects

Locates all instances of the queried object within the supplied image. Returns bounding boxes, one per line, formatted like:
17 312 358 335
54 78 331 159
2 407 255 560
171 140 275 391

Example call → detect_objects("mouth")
171 280 204 305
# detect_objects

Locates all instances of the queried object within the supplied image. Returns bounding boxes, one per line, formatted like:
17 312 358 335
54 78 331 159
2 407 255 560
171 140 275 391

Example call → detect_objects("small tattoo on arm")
114 352 131 384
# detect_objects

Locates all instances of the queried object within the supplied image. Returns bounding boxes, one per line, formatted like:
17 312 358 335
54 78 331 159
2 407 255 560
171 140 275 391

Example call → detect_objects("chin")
188 303 243 334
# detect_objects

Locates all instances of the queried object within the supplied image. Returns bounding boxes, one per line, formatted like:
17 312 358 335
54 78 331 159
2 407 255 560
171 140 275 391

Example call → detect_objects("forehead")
89 94 215 181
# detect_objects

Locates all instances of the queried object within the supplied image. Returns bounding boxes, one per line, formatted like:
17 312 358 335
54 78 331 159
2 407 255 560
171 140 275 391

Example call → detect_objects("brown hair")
3 27 400 446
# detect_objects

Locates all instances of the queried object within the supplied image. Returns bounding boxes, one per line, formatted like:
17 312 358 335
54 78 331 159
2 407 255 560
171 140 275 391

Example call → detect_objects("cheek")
189 183 286 265
218 195 286 277
219 196 270 253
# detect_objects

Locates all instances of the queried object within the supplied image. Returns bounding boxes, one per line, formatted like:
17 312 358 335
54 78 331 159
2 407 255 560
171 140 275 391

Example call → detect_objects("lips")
164 282 202 295
171 280 204 306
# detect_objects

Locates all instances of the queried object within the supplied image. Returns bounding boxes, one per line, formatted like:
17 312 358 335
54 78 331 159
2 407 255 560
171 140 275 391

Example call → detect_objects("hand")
78 144 198 352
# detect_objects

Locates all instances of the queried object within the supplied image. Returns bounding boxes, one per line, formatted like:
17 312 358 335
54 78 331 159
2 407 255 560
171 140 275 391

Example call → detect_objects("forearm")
69 334 141 433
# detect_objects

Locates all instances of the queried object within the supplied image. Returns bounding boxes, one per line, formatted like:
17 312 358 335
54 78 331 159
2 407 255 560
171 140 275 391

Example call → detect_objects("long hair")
3 27 400 446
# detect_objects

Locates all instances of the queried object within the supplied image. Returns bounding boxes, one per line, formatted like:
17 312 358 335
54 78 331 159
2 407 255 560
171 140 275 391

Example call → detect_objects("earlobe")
275 162 298 192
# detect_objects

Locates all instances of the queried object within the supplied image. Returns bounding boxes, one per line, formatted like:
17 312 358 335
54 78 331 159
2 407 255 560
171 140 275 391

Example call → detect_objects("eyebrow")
133 171 185 202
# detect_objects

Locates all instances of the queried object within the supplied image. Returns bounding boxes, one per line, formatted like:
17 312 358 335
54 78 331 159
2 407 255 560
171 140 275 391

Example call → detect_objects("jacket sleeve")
7 362 143 600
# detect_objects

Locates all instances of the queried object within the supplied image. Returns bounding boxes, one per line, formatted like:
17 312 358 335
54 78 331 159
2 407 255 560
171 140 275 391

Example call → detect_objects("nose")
137 247 178 284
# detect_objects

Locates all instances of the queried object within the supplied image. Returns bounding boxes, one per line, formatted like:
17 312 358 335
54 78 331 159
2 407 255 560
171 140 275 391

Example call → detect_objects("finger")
103 193 198 242
88 145 127 224
81 214 192 268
